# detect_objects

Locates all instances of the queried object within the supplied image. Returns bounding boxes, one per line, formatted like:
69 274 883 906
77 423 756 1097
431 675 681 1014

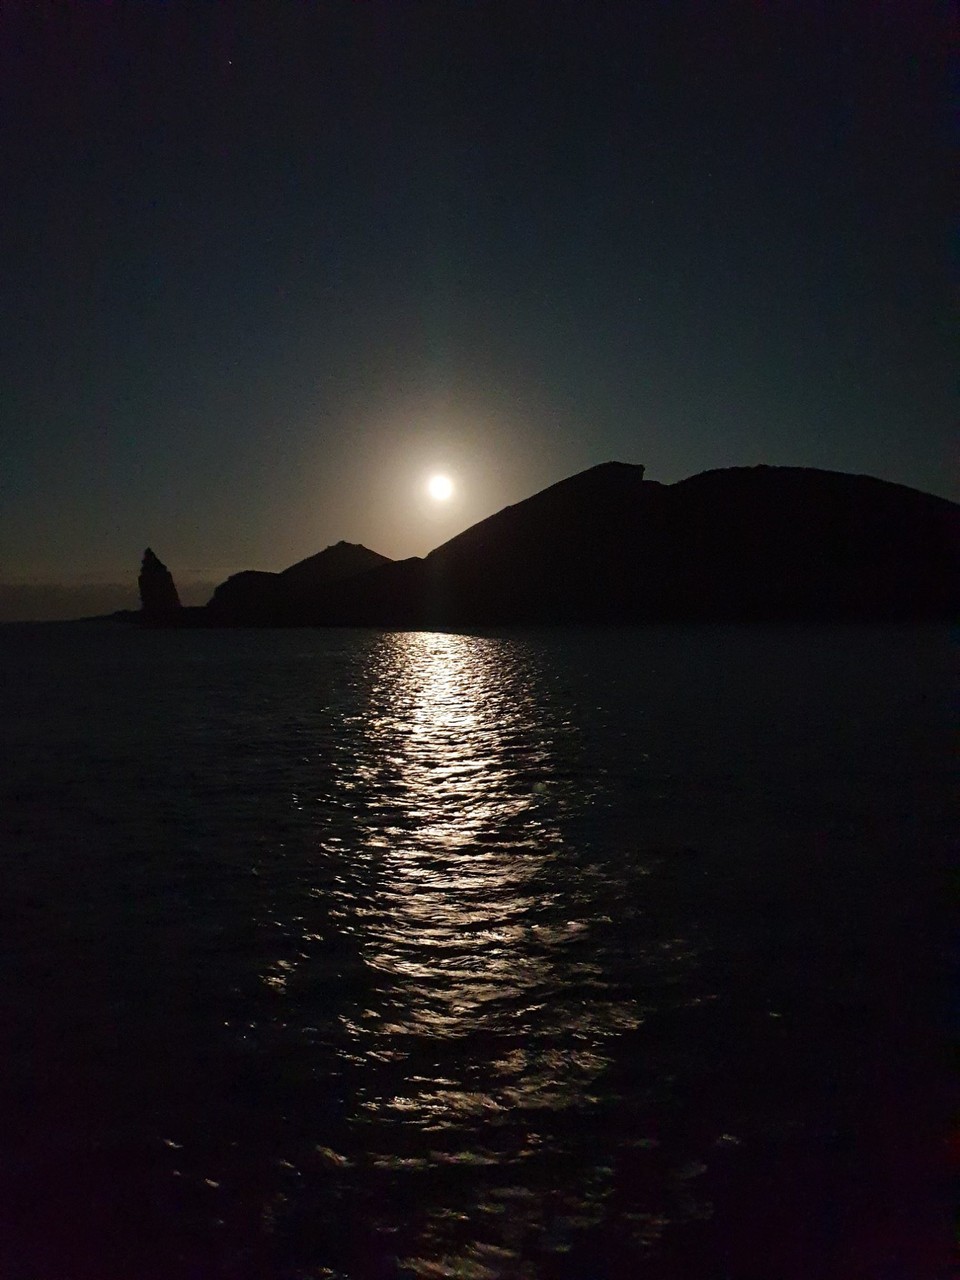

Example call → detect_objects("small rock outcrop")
206 569 282 623
138 548 181 619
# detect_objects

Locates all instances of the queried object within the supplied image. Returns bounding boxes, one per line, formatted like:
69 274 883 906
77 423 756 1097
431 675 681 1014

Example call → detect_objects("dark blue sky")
1 2 953 614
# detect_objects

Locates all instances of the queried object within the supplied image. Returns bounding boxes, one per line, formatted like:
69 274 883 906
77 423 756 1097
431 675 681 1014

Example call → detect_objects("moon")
427 473 454 501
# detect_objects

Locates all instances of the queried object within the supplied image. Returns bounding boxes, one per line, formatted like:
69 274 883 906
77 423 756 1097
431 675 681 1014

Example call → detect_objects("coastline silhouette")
138 462 959 628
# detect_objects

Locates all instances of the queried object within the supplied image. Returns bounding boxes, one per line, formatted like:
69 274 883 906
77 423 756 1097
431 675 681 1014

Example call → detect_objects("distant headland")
136 463 958 627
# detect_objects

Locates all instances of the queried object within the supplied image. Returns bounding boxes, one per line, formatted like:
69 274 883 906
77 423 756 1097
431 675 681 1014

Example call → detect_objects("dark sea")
0 623 954 1280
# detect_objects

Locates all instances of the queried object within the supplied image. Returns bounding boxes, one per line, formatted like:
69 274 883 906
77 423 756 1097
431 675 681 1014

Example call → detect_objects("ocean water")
0 623 953 1280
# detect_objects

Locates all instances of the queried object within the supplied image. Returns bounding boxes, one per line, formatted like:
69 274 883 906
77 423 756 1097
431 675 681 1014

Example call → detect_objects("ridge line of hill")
136 462 958 627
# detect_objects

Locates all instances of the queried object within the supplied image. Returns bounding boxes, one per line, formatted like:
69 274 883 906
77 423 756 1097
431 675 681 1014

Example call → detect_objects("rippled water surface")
0 625 953 1278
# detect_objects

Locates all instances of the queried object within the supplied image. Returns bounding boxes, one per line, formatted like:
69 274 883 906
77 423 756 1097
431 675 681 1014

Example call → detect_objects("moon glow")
427 474 454 501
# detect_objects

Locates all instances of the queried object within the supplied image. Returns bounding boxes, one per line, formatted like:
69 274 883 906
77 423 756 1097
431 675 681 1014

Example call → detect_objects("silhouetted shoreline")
137 463 958 629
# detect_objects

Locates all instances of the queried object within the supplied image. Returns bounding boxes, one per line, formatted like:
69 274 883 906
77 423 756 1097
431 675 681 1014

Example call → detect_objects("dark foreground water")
0 624 954 1279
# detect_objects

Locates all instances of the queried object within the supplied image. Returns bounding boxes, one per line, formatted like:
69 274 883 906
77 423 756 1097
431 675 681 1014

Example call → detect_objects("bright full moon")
427 473 454 501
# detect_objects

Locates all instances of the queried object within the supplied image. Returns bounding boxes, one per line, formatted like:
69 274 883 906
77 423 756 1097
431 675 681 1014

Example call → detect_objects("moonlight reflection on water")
314 632 669 1273
0 625 950 1278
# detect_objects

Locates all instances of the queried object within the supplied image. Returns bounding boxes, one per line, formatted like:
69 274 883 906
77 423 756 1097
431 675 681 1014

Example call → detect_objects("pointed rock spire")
138 548 181 617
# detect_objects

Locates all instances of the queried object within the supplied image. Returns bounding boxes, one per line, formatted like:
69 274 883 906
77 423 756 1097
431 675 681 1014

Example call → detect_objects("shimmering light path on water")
328 634 656 1270
0 625 953 1278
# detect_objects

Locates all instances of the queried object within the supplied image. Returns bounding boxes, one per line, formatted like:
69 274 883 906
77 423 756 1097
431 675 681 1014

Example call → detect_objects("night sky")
1 2 953 618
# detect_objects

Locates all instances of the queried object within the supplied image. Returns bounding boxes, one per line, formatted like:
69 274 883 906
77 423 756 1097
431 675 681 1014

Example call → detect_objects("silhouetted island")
140 464 958 628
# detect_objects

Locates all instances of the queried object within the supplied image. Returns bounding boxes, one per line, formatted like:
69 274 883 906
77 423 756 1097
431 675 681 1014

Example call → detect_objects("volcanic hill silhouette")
206 541 391 624
194 462 957 627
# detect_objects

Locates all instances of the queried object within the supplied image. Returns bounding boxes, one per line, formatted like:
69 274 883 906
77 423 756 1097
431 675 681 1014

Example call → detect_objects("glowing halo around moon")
427 473 454 501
